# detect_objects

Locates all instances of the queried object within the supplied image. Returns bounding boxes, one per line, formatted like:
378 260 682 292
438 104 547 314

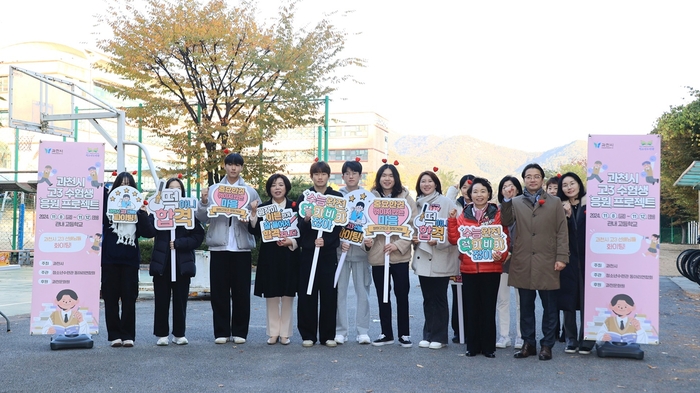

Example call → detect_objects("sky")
3 0 700 152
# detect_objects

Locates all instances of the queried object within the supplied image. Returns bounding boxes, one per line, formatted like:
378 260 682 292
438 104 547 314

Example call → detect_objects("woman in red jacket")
448 177 507 358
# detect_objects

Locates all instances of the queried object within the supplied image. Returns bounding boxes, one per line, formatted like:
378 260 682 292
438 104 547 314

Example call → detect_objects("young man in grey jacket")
197 153 262 345
335 160 372 345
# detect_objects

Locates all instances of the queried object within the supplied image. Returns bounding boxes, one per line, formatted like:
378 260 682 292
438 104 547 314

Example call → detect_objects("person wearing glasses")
501 163 569 361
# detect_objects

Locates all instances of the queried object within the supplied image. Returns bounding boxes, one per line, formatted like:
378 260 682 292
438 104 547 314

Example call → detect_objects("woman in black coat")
248 174 300 345
557 172 595 354
149 178 205 346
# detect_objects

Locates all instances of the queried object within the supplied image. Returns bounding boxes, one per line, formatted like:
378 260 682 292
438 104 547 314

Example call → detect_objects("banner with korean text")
583 135 660 344
30 142 105 336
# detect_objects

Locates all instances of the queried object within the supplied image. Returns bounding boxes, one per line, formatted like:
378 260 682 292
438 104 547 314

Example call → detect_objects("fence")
0 191 35 252
660 220 699 244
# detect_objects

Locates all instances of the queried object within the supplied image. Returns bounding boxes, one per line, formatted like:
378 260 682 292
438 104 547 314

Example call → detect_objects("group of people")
99 154 593 361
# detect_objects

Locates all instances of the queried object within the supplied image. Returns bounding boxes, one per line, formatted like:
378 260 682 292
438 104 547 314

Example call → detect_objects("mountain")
389 134 586 186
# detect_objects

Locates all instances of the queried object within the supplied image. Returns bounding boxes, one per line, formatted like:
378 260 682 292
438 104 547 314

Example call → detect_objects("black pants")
519 288 558 348
210 251 251 339
462 272 500 354
372 262 410 339
153 261 191 338
563 310 595 349
419 276 449 344
297 251 337 343
101 264 139 341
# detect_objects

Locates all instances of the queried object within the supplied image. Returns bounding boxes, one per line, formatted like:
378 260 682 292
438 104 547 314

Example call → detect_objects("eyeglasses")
524 175 542 180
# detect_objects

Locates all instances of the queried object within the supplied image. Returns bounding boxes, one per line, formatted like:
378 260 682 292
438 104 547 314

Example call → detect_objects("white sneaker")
302 340 314 347
156 337 169 346
122 340 134 347
214 337 228 344
334 334 347 344
232 336 246 344
514 337 524 349
173 337 188 345
496 336 511 349
418 340 430 348
110 339 122 347
429 342 446 349
325 340 338 347
357 334 371 344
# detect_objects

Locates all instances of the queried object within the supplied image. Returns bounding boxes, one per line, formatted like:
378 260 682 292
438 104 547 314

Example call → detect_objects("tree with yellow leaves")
98 0 362 186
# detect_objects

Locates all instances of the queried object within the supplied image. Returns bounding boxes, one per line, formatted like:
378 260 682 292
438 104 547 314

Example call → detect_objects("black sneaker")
564 345 578 354
371 334 394 346
398 336 413 348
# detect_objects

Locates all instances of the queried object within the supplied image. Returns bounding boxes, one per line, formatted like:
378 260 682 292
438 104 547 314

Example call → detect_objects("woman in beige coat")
365 163 417 348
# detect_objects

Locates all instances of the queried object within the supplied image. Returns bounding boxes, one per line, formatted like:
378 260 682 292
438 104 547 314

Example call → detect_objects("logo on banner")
363 198 413 240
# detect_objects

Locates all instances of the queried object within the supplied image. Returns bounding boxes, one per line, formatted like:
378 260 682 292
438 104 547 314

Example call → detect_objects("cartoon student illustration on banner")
587 160 606 183
88 165 103 188
38 165 57 186
641 158 659 185
42 289 89 336
596 294 649 344
642 234 660 258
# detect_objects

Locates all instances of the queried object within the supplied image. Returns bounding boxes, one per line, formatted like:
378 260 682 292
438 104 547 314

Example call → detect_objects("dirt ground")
659 243 698 276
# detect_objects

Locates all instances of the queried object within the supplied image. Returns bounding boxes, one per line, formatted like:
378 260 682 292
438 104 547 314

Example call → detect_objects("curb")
669 276 700 296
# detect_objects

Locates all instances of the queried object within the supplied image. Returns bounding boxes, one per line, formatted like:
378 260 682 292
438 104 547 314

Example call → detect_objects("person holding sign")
248 174 300 345
101 172 154 348
296 161 344 348
149 178 205 346
366 163 417 348
447 177 508 358
197 153 262 345
501 163 569 361
334 159 373 345
557 172 596 354
412 171 459 350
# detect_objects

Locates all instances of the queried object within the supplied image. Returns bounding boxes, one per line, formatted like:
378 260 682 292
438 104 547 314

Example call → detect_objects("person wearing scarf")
412 171 459 350
101 172 156 348
501 163 569 361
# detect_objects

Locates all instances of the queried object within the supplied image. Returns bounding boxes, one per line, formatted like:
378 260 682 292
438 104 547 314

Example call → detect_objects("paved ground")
1 244 699 392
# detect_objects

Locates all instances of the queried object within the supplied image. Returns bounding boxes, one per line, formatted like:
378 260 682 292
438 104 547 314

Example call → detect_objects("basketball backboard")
8 67 75 138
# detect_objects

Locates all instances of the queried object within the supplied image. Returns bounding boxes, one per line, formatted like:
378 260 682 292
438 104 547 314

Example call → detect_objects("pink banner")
30 142 105 336
583 135 660 344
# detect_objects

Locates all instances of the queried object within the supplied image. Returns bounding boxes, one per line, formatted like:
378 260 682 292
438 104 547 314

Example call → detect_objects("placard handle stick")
306 230 324 295
170 228 177 282
383 237 390 303
334 245 348 288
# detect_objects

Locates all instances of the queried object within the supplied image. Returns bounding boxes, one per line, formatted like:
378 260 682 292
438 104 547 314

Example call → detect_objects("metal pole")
138 104 143 191
317 126 322 160
12 128 19 250
323 95 329 161
74 106 79 142
116 110 126 173
195 104 201 198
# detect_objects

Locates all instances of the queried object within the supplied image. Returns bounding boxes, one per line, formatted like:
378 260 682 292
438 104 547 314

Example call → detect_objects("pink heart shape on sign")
211 185 249 209
366 198 412 230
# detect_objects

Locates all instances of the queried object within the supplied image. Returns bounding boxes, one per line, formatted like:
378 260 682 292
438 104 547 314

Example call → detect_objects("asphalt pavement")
1 266 700 393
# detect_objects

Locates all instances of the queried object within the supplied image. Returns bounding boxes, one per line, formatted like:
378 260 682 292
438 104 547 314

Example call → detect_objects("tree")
98 0 362 187
652 88 700 229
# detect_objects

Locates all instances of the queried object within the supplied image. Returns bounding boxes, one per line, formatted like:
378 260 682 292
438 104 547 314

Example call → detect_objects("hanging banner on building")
583 135 660 344
30 141 105 336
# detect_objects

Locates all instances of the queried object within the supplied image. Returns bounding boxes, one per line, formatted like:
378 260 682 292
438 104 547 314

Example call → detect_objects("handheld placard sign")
147 180 199 281
362 197 413 303
298 190 349 295
206 183 251 220
106 185 143 224
256 204 300 243
334 189 374 287
455 224 508 261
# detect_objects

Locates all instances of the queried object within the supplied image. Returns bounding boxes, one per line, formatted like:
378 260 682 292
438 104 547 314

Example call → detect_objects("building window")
329 149 368 162
0 76 8 93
